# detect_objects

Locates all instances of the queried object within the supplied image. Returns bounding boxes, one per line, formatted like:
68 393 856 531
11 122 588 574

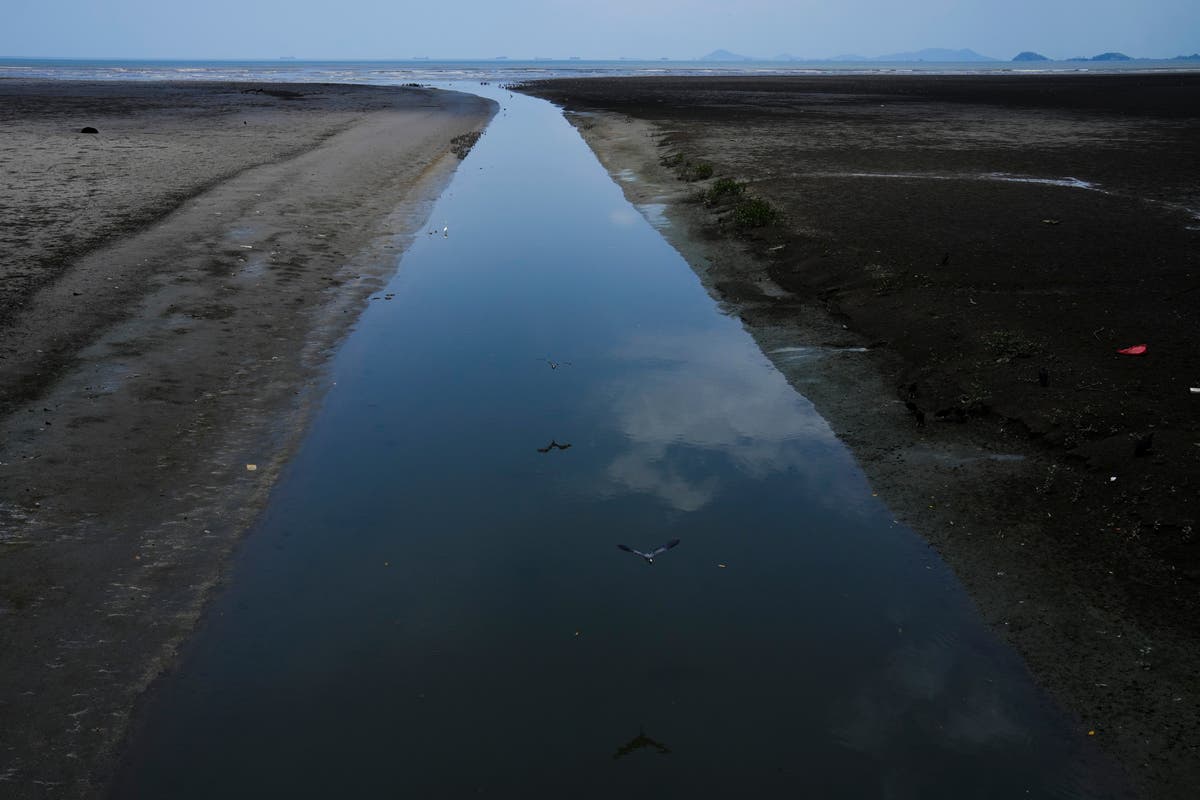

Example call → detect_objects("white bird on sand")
617 539 680 565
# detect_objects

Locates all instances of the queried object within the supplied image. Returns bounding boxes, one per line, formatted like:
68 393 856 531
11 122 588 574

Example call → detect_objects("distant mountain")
699 49 753 61
1174 53 1200 61
1091 52 1131 61
1012 51 1050 62
873 48 998 62
830 54 869 62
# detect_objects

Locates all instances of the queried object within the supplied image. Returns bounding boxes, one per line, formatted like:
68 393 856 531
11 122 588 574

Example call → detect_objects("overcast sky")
4 0 1197 60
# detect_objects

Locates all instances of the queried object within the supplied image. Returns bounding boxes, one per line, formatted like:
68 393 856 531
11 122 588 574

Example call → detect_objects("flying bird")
617 539 680 565
541 358 572 370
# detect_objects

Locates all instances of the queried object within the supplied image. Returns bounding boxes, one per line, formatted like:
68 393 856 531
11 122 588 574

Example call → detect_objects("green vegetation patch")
661 152 715 182
704 178 746 206
732 197 779 229
679 162 714 181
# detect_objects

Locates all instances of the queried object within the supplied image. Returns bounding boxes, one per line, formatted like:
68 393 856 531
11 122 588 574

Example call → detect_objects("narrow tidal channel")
112 86 1115 798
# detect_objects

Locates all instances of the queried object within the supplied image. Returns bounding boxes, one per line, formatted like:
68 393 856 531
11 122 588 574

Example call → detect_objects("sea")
1 56 1197 85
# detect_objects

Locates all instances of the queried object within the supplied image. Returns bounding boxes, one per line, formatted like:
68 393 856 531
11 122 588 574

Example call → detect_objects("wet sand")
0 79 494 796
520 74 1200 799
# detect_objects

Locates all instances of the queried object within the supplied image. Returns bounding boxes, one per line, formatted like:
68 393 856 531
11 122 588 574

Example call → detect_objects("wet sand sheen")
110 86 1122 798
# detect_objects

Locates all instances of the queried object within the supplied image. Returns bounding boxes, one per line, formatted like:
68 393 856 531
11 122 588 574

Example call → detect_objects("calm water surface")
112 85 1116 798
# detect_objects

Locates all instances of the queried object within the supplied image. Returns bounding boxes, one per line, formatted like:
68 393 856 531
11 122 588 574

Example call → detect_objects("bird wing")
651 539 681 556
617 544 652 559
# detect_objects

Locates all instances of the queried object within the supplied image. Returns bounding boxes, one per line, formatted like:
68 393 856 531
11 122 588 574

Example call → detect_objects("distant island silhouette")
698 48 1199 63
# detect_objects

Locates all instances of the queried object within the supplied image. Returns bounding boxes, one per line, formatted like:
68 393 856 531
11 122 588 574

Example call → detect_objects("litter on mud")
1116 344 1147 355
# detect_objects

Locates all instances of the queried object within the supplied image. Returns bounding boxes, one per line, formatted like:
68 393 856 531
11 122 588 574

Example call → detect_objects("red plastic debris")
1117 344 1147 355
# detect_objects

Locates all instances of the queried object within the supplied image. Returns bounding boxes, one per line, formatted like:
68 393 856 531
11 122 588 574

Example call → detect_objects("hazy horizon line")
3 48 1198 63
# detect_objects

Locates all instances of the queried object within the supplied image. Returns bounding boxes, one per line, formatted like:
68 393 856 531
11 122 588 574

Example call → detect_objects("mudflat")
0 79 493 796
520 74 1200 798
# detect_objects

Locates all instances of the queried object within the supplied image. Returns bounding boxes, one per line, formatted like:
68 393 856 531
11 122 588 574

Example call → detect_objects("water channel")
112 84 1112 798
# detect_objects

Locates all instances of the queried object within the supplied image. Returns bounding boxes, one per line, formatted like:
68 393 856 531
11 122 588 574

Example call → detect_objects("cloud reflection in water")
602 329 846 511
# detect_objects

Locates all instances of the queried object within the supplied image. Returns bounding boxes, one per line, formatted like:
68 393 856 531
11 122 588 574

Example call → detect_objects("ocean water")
1 56 1196 85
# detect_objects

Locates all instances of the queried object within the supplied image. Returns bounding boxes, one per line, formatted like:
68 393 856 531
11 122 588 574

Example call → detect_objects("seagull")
541 358 572 370
617 539 680 565
536 440 572 453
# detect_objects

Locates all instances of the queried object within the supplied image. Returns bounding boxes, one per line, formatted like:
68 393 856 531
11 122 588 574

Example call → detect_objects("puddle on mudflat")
905 445 1027 467
985 172 1102 191
112 85 1121 800
810 170 1105 193
772 345 871 359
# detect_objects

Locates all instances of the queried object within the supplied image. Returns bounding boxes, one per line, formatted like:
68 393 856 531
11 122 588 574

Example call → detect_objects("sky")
3 0 1198 60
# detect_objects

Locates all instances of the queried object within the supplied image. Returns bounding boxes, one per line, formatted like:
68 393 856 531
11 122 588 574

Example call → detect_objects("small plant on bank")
704 178 745 206
660 152 714 182
679 161 714 181
732 197 779 229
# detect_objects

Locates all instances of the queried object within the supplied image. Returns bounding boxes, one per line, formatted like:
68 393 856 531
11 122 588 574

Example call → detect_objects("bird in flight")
541 358 572 370
617 539 680 565
537 440 572 453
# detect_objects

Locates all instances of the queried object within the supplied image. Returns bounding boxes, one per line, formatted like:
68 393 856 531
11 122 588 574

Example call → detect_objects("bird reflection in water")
612 727 672 760
536 440 572 453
